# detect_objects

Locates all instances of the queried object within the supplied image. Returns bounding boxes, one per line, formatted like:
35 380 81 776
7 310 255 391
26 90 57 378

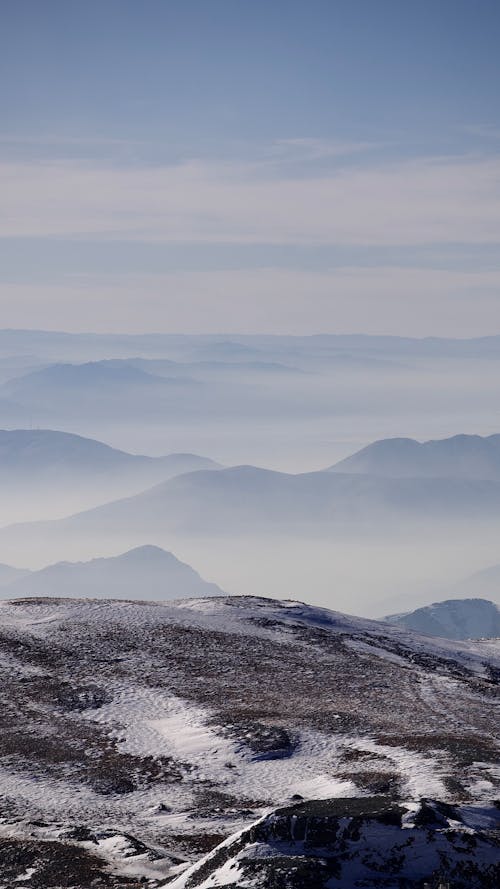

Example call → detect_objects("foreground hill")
386 598 500 640
0 545 223 600
328 433 500 480
0 594 497 885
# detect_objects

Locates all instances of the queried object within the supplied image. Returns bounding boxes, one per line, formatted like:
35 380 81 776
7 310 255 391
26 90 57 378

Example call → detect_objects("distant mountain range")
0 428 220 523
2 430 500 597
3 360 168 391
0 562 29 586
45 464 500 531
0 355 306 428
0 545 223 600
1 333 499 457
452 562 500 600
0 428 219 482
3 463 500 569
1 358 202 394
12 430 500 493
3 328 500 359
386 598 500 640
0 360 201 422
328 433 500 481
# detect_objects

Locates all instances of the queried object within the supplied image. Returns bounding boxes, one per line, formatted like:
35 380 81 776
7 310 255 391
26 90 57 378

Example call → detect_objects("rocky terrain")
168 797 500 888
0 594 498 886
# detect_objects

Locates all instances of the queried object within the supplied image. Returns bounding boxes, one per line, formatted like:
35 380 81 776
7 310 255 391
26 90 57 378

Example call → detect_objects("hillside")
0 594 498 885
386 598 500 640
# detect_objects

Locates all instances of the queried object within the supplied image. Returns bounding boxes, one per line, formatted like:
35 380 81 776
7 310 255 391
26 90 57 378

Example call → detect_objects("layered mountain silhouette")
0 360 201 422
2 329 500 359
2 359 191 394
0 428 219 482
0 545 223 600
3 464 500 562
0 428 220 523
43 465 500 531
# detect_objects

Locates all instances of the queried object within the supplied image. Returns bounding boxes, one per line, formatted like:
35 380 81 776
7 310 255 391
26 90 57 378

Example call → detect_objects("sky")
1 0 500 335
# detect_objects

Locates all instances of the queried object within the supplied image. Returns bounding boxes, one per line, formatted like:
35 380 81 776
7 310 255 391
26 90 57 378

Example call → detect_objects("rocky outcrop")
167 796 500 889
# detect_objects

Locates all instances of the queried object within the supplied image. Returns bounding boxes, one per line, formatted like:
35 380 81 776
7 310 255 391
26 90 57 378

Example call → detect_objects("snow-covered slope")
0 594 497 885
386 598 500 640
328 433 500 481
0 546 224 600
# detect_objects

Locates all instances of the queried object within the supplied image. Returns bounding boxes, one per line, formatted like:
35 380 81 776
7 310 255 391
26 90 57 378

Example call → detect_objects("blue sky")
1 0 500 334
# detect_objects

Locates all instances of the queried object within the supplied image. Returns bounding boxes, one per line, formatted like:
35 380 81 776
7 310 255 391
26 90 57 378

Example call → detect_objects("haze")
1 2 500 618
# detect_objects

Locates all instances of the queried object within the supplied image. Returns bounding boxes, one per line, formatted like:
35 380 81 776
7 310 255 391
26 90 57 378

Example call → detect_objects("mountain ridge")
328 433 500 481
0 428 221 523
4 463 500 539
0 545 224 600
0 428 220 475
385 597 500 640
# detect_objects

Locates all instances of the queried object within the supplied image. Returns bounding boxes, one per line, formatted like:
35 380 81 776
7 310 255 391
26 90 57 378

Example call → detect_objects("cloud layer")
1 144 499 334
3 152 500 246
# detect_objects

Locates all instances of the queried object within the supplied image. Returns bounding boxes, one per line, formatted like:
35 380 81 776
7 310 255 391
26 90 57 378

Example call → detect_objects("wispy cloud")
267 137 383 162
2 142 499 336
2 151 500 247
